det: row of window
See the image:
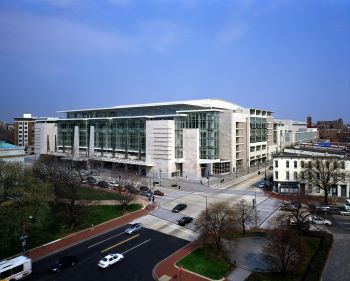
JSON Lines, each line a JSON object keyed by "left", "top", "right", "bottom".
{"left": 275, "top": 160, "right": 346, "bottom": 169}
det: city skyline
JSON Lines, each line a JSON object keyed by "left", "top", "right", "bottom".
{"left": 0, "top": 0, "right": 349, "bottom": 122}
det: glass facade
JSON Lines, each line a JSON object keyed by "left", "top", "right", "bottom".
{"left": 250, "top": 117, "right": 267, "bottom": 143}
{"left": 175, "top": 112, "right": 219, "bottom": 159}
{"left": 58, "top": 119, "right": 146, "bottom": 158}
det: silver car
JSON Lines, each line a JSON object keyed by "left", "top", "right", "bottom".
{"left": 124, "top": 223, "right": 143, "bottom": 234}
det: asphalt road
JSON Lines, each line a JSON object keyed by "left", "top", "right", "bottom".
{"left": 28, "top": 224, "right": 189, "bottom": 281}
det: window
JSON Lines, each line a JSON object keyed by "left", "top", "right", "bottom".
{"left": 294, "top": 161, "right": 297, "bottom": 168}
{"left": 301, "top": 172, "right": 305, "bottom": 180}
{"left": 13, "top": 264, "right": 24, "bottom": 274}
{"left": 294, "top": 171, "right": 298, "bottom": 180}
{"left": 275, "top": 171, "right": 278, "bottom": 179}
{"left": 286, "top": 161, "right": 289, "bottom": 168}
{"left": 286, "top": 171, "right": 290, "bottom": 180}
{"left": 0, "top": 269, "right": 11, "bottom": 279}
{"left": 341, "top": 162, "right": 345, "bottom": 169}
{"left": 301, "top": 161, "right": 305, "bottom": 168}
{"left": 316, "top": 187, "right": 320, "bottom": 193}
{"left": 308, "top": 184, "right": 312, "bottom": 193}
{"left": 275, "top": 160, "right": 278, "bottom": 168}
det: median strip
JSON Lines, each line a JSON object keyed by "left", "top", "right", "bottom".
{"left": 101, "top": 234, "right": 140, "bottom": 253}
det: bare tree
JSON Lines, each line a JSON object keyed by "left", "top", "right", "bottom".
{"left": 196, "top": 201, "right": 238, "bottom": 255}
{"left": 235, "top": 199, "right": 256, "bottom": 234}
{"left": 264, "top": 228, "right": 304, "bottom": 275}
{"left": 116, "top": 189, "right": 136, "bottom": 211}
{"left": 300, "top": 157, "right": 347, "bottom": 205}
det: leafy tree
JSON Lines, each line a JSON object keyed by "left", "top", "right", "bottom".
{"left": 0, "top": 160, "right": 24, "bottom": 201}
{"left": 196, "top": 201, "right": 238, "bottom": 255}
{"left": 0, "top": 164, "right": 54, "bottom": 256}
{"left": 300, "top": 157, "right": 347, "bottom": 205}
{"left": 264, "top": 228, "right": 304, "bottom": 275}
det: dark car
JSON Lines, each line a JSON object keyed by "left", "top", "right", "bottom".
{"left": 98, "top": 180, "right": 110, "bottom": 188}
{"left": 140, "top": 190, "right": 153, "bottom": 197}
{"left": 172, "top": 204, "right": 187, "bottom": 213}
{"left": 154, "top": 190, "right": 164, "bottom": 196}
{"left": 139, "top": 186, "right": 150, "bottom": 192}
{"left": 178, "top": 216, "right": 193, "bottom": 226}
{"left": 125, "top": 185, "right": 139, "bottom": 194}
{"left": 50, "top": 256, "right": 79, "bottom": 272}
{"left": 85, "top": 176, "right": 97, "bottom": 185}
{"left": 280, "top": 202, "right": 300, "bottom": 212}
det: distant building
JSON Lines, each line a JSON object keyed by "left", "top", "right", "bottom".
{"left": 14, "top": 114, "right": 36, "bottom": 155}
{"left": 272, "top": 119, "right": 319, "bottom": 153}
{"left": 0, "top": 140, "right": 26, "bottom": 163}
{"left": 317, "top": 118, "right": 344, "bottom": 130}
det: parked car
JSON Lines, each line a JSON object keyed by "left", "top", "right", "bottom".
{"left": 280, "top": 202, "right": 299, "bottom": 212}
{"left": 309, "top": 215, "right": 332, "bottom": 226}
{"left": 258, "top": 182, "right": 266, "bottom": 188}
{"left": 154, "top": 190, "right": 164, "bottom": 196}
{"left": 98, "top": 181, "right": 110, "bottom": 188}
{"left": 289, "top": 218, "right": 310, "bottom": 231}
{"left": 125, "top": 185, "right": 139, "bottom": 194}
{"left": 85, "top": 176, "right": 97, "bottom": 185}
{"left": 178, "top": 216, "right": 193, "bottom": 226}
{"left": 139, "top": 186, "right": 150, "bottom": 192}
{"left": 316, "top": 205, "right": 330, "bottom": 214}
{"left": 108, "top": 181, "right": 118, "bottom": 188}
{"left": 140, "top": 190, "right": 153, "bottom": 197}
{"left": 338, "top": 210, "right": 350, "bottom": 216}
{"left": 172, "top": 204, "right": 187, "bottom": 213}
{"left": 49, "top": 256, "right": 79, "bottom": 272}
{"left": 124, "top": 223, "right": 143, "bottom": 234}
{"left": 98, "top": 253, "right": 124, "bottom": 268}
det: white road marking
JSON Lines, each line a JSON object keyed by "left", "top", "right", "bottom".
{"left": 88, "top": 232, "right": 124, "bottom": 249}
{"left": 122, "top": 239, "right": 151, "bottom": 255}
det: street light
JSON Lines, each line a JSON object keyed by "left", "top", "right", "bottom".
{"left": 159, "top": 169, "right": 162, "bottom": 186}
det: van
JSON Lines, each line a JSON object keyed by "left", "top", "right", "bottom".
{"left": 0, "top": 256, "right": 32, "bottom": 280}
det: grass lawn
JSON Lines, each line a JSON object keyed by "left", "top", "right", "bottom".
{"left": 246, "top": 236, "right": 321, "bottom": 281}
{"left": 75, "top": 186, "right": 122, "bottom": 200}
{"left": 176, "top": 244, "right": 232, "bottom": 280}
{"left": 1, "top": 203, "right": 142, "bottom": 259}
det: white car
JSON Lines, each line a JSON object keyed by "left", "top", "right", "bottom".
{"left": 98, "top": 254, "right": 124, "bottom": 268}
{"left": 124, "top": 223, "right": 143, "bottom": 234}
{"left": 309, "top": 215, "right": 332, "bottom": 226}
{"left": 258, "top": 182, "right": 266, "bottom": 188}
{"left": 338, "top": 210, "right": 350, "bottom": 216}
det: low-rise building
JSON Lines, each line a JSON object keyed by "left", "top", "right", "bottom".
{"left": 272, "top": 145, "right": 350, "bottom": 198}
{"left": 0, "top": 140, "right": 26, "bottom": 163}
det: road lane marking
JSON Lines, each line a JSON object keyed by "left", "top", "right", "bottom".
{"left": 101, "top": 234, "right": 140, "bottom": 253}
{"left": 88, "top": 232, "right": 124, "bottom": 249}
{"left": 122, "top": 239, "right": 151, "bottom": 255}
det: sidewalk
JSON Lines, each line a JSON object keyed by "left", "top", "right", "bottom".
{"left": 26, "top": 208, "right": 149, "bottom": 262}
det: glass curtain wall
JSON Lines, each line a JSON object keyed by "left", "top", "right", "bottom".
{"left": 57, "top": 119, "right": 145, "bottom": 158}
{"left": 250, "top": 117, "right": 267, "bottom": 143}
{"left": 175, "top": 112, "right": 219, "bottom": 159}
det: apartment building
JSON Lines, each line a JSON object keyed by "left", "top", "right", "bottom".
{"left": 14, "top": 114, "right": 36, "bottom": 155}
{"left": 35, "top": 99, "right": 274, "bottom": 179}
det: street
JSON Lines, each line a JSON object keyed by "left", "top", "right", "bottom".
{"left": 28, "top": 224, "right": 189, "bottom": 281}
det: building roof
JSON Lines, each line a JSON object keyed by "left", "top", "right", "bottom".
{"left": 58, "top": 98, "right": 247, "bottom": 113}
{"left": 0, "top": 141, "right": 17, "bottom": 149}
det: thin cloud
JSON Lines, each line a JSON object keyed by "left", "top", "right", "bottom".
{"left": 0, "top": 11, "right": 189, "bottom": 57}
{"left": 218, "top": 22, "right": 250, "bottom": 44}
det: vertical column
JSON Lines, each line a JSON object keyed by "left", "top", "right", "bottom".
{"left": 73, "top": 126, "right": 79, "bottom": 157}
{"left": 89, "top": 126, "right": 95, "bottom": 158}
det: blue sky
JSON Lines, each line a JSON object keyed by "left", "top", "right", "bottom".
{"left": 0, "top": 0, "right": 349, "bottom": 123}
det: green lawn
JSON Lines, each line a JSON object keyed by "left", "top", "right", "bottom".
{"left": 75, "top": 186, "right": 122, "bottom": 200}
{"left": 1, "top": 203, "right": 142, "bottom": 259}
{"left": 176, "top": 244, "right": 232, "bottom": 280}
{"left": 246, "top": 236, "right": 321, "bottom": 281}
